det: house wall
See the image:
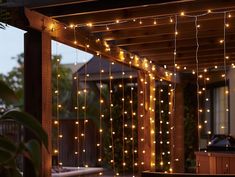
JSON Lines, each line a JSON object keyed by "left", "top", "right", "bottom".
{"left": 59, "top": 119, "right": 98, "bottom": 167}
{"left": 229, "top": 68, "right": 235, "bottom": 137}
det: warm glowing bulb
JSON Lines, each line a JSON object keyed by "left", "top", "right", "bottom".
{"left": 180, "top": 11, "right": 185, "bottom": 16}
{"left": 86, "top": 23, "right": 93, "bottom": 27}
{"left": 153, "top": 19, "right": 157, "bottom": 25}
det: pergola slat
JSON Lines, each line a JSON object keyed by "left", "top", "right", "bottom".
{"left": 21, "top": 8, "right": 173, "bottom": 82}
{"left": 56, "top": 0, "right": 235, "bottom": 25}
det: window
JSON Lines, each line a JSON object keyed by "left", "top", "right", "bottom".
{"left": 203, "top": 83, "right": 229, "bottom": 136}
{"left": 213, "top": 86, "right": 229, "bottom": 134}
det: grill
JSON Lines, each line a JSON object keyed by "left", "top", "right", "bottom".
{"left": 207, "top": 134, "right": 235, "bottom": 151}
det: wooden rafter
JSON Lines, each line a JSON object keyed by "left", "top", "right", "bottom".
{"left": 20, "top": 8, "right": 173, "bottom": 82}
{"left": 89, "top": 13, "right": 223, "bottom": 33}
{"left": 33, "top": 0, "right": 193, "bottom": 18}
{"left": 55, "top": 0, "right": 235, "bottom": 24}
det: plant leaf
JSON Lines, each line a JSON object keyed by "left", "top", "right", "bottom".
{"left": 24, "top": 140, "right": 41, "bottom": 177}
{"left": 0, "top": 110, "right": 48, "bottom": 150}
{"left": 0, "top": 136, "right": 17, "bottom": 153}
{"left": 0, "top": 149, "right": 14, "bottom": 165}
{"left": 0, "top": 168, "right": 23, "bottom": 177}
{"left": 11, "top": 168, "right": 23, "bottom": 177}
{"left": 0, "top": 80, "right": 18, "bottom": 104}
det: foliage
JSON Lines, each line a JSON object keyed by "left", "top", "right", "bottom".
{"left": 184, "top": 83, "right": 197, "bottom": 171}
{"left": 0, "top": 80, "right": 48, "bottom": 177}
{"left": 51, "top": 55, "right": 72, "bottom": 118}
{"left": 0, "top": 54, "right": 72, "bottom": 112}
{"left": 101, "top": 80, "right": 138, "bottom": 173}
{"left": 70, "top": 77, "right": 138, "bottom": 172}
{"left": 0, "top": 54, "right": 24, "bottom": 107}
{"left": 155, "top": 84, "right": 171, "bottom": 172}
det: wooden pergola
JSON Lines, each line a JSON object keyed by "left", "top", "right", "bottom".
{"left": 2, "top": 0, "right": 235, "bottom": 176}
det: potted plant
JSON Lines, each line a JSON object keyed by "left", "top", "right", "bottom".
{"left": 0, "top": 80, "right": 48, "bottom": 177}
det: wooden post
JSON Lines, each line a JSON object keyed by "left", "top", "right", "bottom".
{"left": 170, "top": 84, "right": 184, "bottom": 173}
{"left": 24, "top": 29, "right": 52, "bottom": 177}
{"left": 149, "top": 73, "right": 156, "bottom": 170}
{"left": 138, "top": 71, "right": 156, "bottom": 172}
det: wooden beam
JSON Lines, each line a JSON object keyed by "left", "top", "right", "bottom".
{"left": 138, "top": 71, "right": 156, "bottom": 172}
{"left": 170, "top": 82, "right": 185, "bottom": 173}
{"left": 113, "top": 31, "right": 235, "bottom": 47}
{"left": 102, "top": 19, "right": 225, "bottom": 41}
{"left": 34, "top": 0, "right": 186, "bottom": 17}
{"left": 141, "top": 49, "right": 235, "bottom": 60}
{"left": 124, "top": 36, "right": 233, "bottom": 52}
{"left": 22, "top": 8, "right": 173, "bottom": 82}
{"left": 157, "top": 60, "right": 234, "bottom": 72}
{"left": 154, "top": 53, "right": 235, "bottom": 63}
{"left": 90, "top": 13, "right": 224, "bottom": 33}
{"left": 24, "top": 29, "right": 52, "bottom": 177}
{"left": 25, "top": 0, "right": 95, "bottom": 8}
{"left": 137, "top": 43, "right": 235, "bottom": 57}
{"left": 56, "top": 0, "right": 235, "bottom": 25}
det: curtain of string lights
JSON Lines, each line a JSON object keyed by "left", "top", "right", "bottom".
{"left": 50, "top": 8, "right": 235, "bottom": 175}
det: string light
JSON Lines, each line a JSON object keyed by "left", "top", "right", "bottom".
{"left": 75, "top": 50, "right": 80, "bottom": 163}
{"left": 83, "top": 47, "right": 88, "bottom": 167}
{"left": 98, "top": 54, "right": 103, "bottom": 168}
{"left": 195, "top": 16, "right": 201, "bottom": 150}
{"left": 73, "top": 28, "right": 80, "bottom": 164}
{"left": 153, "top": 18, "right": 157, "bottom": 25}
{"left": 180, "top": 11, "right": 185, "bottom": 16}
{"left": 169, "top": 15, "right": 178, "bottom": 173}
{"left": 223, "top": 12, "right": 229, "bottom": 132}
{"left": 109, "top": 62, "right": 116, "bottom": 175}
{"left": 139, "top": 74, "right": 146, "bottom": 168}
{"left": 121, "top": 64, "right": 126, "bottom": 174}
{"left": 129, "top": 58, "right": 136, "bottom": 176}
{"left": 49, "top": 9, "right": 235, "bottom": 173}
{"left": 54, "top": 41, "right": 62, "bottom": 167}
{"left": 158, "top": 85, "right": 164, "bottom": 170}
{"left": 86, "top": 22, "right": 93, "bottom": 27}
